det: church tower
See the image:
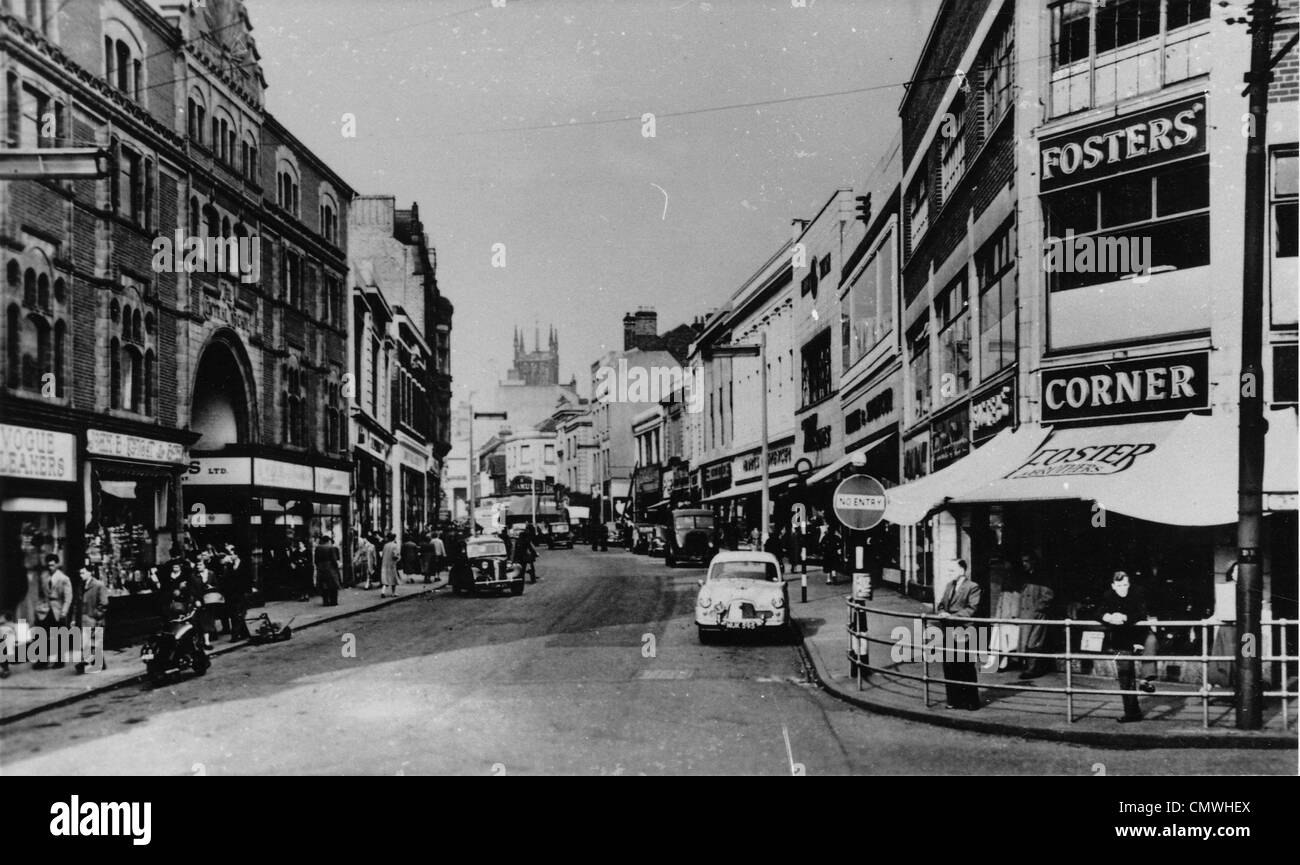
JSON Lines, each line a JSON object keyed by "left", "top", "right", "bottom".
{"left": 507, "top": 323, "right": 560, "bottom": 386}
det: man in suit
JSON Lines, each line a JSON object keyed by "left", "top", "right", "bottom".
{"left": 936, "top": 558, "right": 982, "bottom": 710}
{"left": 1098, "top": 570, "right": 1149, "bottom": 723}
{"left": 314, "top": 534, "right": 342, "bottom": 607}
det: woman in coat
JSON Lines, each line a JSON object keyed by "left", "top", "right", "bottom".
{"left": 313, "top": 534, "right": 342, "bottom": 606}
{"left": 379, "top": 533, "right": 401, "bottom": 598}
{"left": 820, "top": 526, "right": 842, "bottom": 585}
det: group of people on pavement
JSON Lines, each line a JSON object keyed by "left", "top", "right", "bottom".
{"left": 353, "top": 526, "right": 456, "bottom": 597}
{"left": 0, "top": 554, "right": 107, "bottom": 678}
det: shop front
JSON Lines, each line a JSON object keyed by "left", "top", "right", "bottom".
{"left": 702, "top": 440, "right": 796, "bottom": 541}
{"left": 632, "top": 464, "right": 662, "bottom": 521}
{"left": 353, "top": 444, "right": 392, "bottom": 537}
{"left": 0, "top": 421, "right": 78, "bottom": 625}
{"left": 183, "top": 455, "right": 352, "bottom": 602}
{"left": 84, "top": 428, "right": 190, "bottom": 646}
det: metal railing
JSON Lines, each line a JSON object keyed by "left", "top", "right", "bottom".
{"left": 845, "top": 598, "right": 1299, "bottom": 729}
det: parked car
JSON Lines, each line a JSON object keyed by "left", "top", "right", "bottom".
{"left": 665, "top": 508, "right": 716, "bottom": 567}
{"left": 695, "top": 551, "right": 790, "bottom": 643}
{"left": 450, "top": 535, "right": 525, "bottom": 596}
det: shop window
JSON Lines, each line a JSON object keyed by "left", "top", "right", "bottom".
{"left": 800, "top": 328, "right": 832, "bottom": 407}
{"left": 1043, "top": 158, "right": 1210, "bottom": 291}
{"left": 935, "top": 275, "right": 970, "bottom": 404}
{"left": 1273, "top": 150, "right": 1298, "bottom": 259}
{"left": 1049, "top": 0, "right": 1210, "bottom": 117}
{"left": 977, "top": 219, "right": 1017, "bottom": 379}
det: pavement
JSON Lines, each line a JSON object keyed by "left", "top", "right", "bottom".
{"left": 0, "top": 576, "right": 442, "bottom": 725}
{"left": 0, "top": 550, "right": 1293, "bottom": 774}
{"left": 787, "top": 572, "right": 1299, "bottom": 749}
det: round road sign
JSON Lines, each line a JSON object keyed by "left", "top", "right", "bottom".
{"left": 832, "top": 474, "right": 887, "bottom": 531}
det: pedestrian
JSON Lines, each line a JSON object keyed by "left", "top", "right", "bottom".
{"left": 1098, "top": 570, "right": 1149, "bottom": 723}
{"left": 988, "top": 558, "right": 1023, "bottom": 672}
{"left": 936, "top": 558, "right": 982, "bottom": 710}
{"left": 353, "top": 530, "right": 376, "bottom": 591}
{"left": 786, "top": 525, "right": 805, "bottom": 574}
{"left": 431, "top": 532, "right": 447, "bottom": 580}
{"left": 314, "top": 533, "right": 342, "bottom": 606}
{"left": 379, "top": 532, "right": 400, "bottom": 598}
{"left": 1208, "top": 563, "right": 1237, "bottom": 691}
{"left": 220, "top": 543, "right": 251, "bottom": 641}
{"left": 764, "top": 528, "right": 785, "bottom": 573}
{"left": 0, "top": 610, "right": 16, "bottom": 679}
{"left": 400, "top": 531, "right": 420, "bottom": 583}
{"left": 820, "top": 526, "right": 841, "bottom": 585}
{"left": 76, "top": 565, "right": 109, "bottom": 673}
{"left": 519, "top": 525, "right": 540, "bottom": 583}
{"left": 1017, "top": 553, "right": 1056, "bottom": 680}
{"left": 33, "top": 554, "right": 72, "bottom": 669}
{"left": 418, "top": 532, "right": 437, "bottom": 584}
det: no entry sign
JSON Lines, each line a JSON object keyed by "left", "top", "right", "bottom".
{"left": 833, "top": 474, "right": 887, "bottom": 531}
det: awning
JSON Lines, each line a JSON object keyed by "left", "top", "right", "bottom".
{"left": 947, "top": 410, "right": 1297, "bottom": 527}
{"left": 807, "top": 434, "right": 894, "bottom": 485}
{"left": 645, "top": 499, "right": 672, "bottom": 511}
{"left": 701, "top": 476, "right": 795, "bottom": 503}
{"left": 99, "top": 480, "right": 137, "bottom": 500}
{"left": 882, "top": 425, "right": 1051, "bottom": 526}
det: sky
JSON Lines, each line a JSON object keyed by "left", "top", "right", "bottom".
{"left": 249, "top": 0, "right": 940, "bottom": 402}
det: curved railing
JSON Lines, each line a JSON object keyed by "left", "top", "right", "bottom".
{"left": 845, "top": 598, "right": 1298, "bottom": 728}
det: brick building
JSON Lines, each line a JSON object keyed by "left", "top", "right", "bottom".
{"left": 0, "top": 0, "right": 358, "bottom": 627}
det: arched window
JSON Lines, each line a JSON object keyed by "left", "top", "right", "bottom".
{"left": 126, "top": 347, "right": 142, "bottom": 412}
{"left": 204, "top": 205, "right": 219, "bottom": 239}
{"left": 221, "top": 216, "right": 231, "bottom": 240}
{"left": 144, "top": 349, "right": 154, "bottom": 415}
{"left": 144, "top": 312, "right": 155, "bottom": 335}
{"left": 6, "top": 261, "right": 19, "bottom": 289}
{"left": 6, "top": 304, "right": 19, "bottom": 388}
{"left": 53, "top": 277, "right": 65, "bottom": 305}
{"left": 189, "top": 197, "right": 200, "bottom": 237}
{"left": 23, "top": 268, "right": 35, "bottom": 307}
{"left": 36, "top": 273, "right": 49, "bottom": 311}
{"left": 188, "top": 91, "right": 206, "bottom": 144}
{"left": 33, "top": 315, "right": 49, "bottom": 389}
{"left": 109, "top": 298, "right": 120, "bottom": 324}
{"left": 110, "top": 337, "right": 121, "bottom": 409}
{"left": 53, "top": 320, "right": 65, "bottom": 397}
{"left": 132, "top": 308, "right": 142, "bottom": 341}
{"left": 121, "top": 304, "right": 131, "bottom": 339}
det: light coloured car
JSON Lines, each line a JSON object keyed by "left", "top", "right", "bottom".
{"left": 695, "top": 551, "right": 790, "bottom": 643}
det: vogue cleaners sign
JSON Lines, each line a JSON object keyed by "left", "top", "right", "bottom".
{"left": 1039, "top": 96, "right": 1206, "bottom": 192}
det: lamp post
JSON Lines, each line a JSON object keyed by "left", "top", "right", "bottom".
{"left": 466, "top": 397, "right": 506, "bottom": 536}
{"left": 704, "top": 333, "right": 768, "bottom": 546}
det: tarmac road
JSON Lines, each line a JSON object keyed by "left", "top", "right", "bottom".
{"left": 0, "top": 547, "right": 1289, "bottom": 775}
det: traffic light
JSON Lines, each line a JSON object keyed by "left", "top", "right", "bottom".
{"left": 854, "top": 194, "right": 871, "bottom": 225}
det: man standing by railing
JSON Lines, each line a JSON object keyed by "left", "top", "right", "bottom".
{"left": 936, "top": 558, "right": 982, "bottom": 711}
{"left": 1099, "top": 570, "right": 1148, "bottom": 723}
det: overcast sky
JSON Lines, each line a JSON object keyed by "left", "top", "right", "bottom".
{"left": 249, "top": 0, "right": 939, "bottom": 401}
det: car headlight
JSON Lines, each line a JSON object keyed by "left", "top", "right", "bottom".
{"left": 771, "top": 595, "right": 785, "bottom": 609}
{"left": 698, "top": 594, "right": 711, "bottom": 608}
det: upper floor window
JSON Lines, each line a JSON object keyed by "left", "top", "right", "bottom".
{"left": 282, "top": 249, "right": 302, "bottom": 309}
{"left": 981, "top": 16, "right": 1014, "bottom": 133}
{"left": 103, "top": 26, "right": 143, "bottom": 101}
{"left": 906, "top": 317, "right": 931, "bottom": 424}
{"left": 938, "top": 91, "right": 968, "bottom": 206}
{"left": 841, "top": 227, "right": 895, "bottom": 370}
{"left": 187, "top": 92, "right": 206, "bottom": 144}
{"left": 976, "top": 218, "right": 1017, "bottom": 378}
{"left": 800, "top": 328, "right": 833, "bottom": 407}
{"left": 282, "top": 365, "right": 307, "bottom": 447}
{"left": 935, "top": 274, "right": 970, "bottom": 404}
{"left": 241, "top": 135, "right": 257, "bottom": 181}
{"left": 320, "top": 198, "right": 338, "bottom": 244}
{"left": 4, "top": 257, "right": 67, "bottom": 398}
{"left": 110, "top": 139, "right": 152, "bottom": 229}
{"left": 277, "top": 167, "right": 300, "bottom": 216}
{"left": 1273, "top": 150, "right": 1298, "bottom": 259}
{"left": 324, "top": 377, "right": 344, "bottom": 453}
{"left": 906, "top": 172, "right": 930, "bottom": 250}
{"left": 1050, "top": 0, "right": 1211, "bottom": 118}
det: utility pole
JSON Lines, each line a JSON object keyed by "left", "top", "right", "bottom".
{"left": 1234, "top": 0, "right": 1278, "bottom": 730}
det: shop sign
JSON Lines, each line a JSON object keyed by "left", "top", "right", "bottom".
{"left": 86, "top": 429, "right": 187, "bottom": 465}
{"left": 970, "top": 376, "right": 1016, "bottom": 445}
{"left": 844, "top": 384, "right": 896, "bottom": 439}
{"left": 671, "top": 465, "right": 690, "bottom": 493}
{"left": 736, "top": 444, "right": 793, "bottom": 481}
{"left": 1006, "top": 439, "right": 1160, "bottom": 480}
{"left": 254, "top": 458, "right": 314, "bottom": 491}
{"left": 903, "top": 431, "right": 930, "bottom": 482}
{"left": 929, "top": 401, "right": 970, "bottom": 472}
{"left": 1039, "top": 95, "right": 1206, "bottom": 192}
{"left": 0, "top": 424, "right": 75, "bottom": 482}
{"left": 1040, "top": 351, "right": 1209, "bottom": 424}
{"left": 314, "top": 467, "right": 350, "bottom": 496}
{"left": 704, "top": 461, "right": 732, "bottom": 486}
{"left": 183, "top": 457, "right": 251, "bottom": 485}
{"left": 801, "top": 414, "right": 832, "bottom": 452}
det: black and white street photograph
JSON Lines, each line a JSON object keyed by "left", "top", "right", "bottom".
{"left": 1, "top": 0, "right": 1298, "bottom": 791}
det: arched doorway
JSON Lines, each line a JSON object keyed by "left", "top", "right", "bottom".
{"left": 192, "top": 334, "right": 253, "bottom": 452}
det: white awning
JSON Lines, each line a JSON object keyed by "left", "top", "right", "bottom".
{"left": 947, "top": 409, "right": 1297, "bottom": 526}
{"left": 807, "top": 433, "right": 894, "bottom": 485}
{"left": 700, "top": 477, "right": 794, "bottom": 504}
{"left": 99, "top": 480, "right": 137, "bottom": 500}
{"left": 882, "top": 425, "right": 1051, "bottom": 526}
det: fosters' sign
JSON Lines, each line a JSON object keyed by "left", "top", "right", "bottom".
{"left": 1041, "top": 351, "right": 1209, "bottom": 424}
{"left": 1039, "top": 95, "right": 1206, "bottom": 192}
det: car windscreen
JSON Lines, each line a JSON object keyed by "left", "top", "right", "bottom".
{"left": 710, "top": 561, "right": 780, "bottom": 582}
{"left": 467, "top": 541, "right": 506, "bottom": 557}
{"left": 674, "top": 516, "right": 714, "bottom": 531}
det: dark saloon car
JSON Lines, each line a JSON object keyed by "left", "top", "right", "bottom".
{"left": 665, "top": 509, "right": 716, "bottom": 567}
{"left": 450, "top": 536, "right": 525, "bottom": 596}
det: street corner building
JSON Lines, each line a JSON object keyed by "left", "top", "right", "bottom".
{"left": 0, "top": 0, "right": 451, "bottom": 641}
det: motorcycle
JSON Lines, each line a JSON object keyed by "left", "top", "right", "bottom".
{"left": 140, "top": 606, "right": 210, "bottom": 686}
